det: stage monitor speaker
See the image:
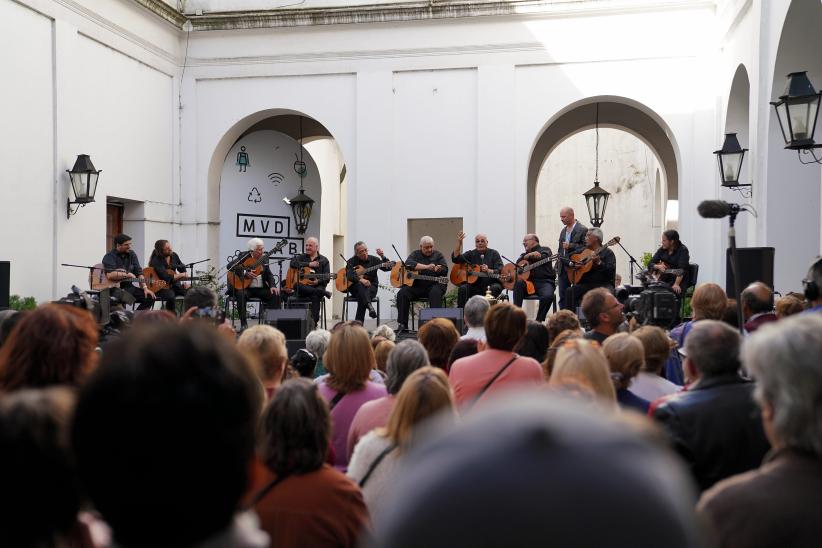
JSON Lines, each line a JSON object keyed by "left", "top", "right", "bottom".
{"left": 419, "top": 307, "right": 464, "bottom": 334}
{"left": 726, "top": 247, "right": 775, "bottom": 297}
{"left": 0, "top": 261, "right": 9, "bottom": 310}
{"left": 265, "top": 308, "right": 311, "bottom": 339}
{"left": 285, "top": 339, "right": 306, "bottom": 358}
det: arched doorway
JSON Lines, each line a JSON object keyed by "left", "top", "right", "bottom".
{"left": 723, "top": 64, "right": 752, "bottom": 249}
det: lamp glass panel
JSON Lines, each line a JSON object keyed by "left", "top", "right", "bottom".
{"left": 721, "top": 152, "right": 743, "bottom": 183}
{"left": 774, "top": 101, "right": 791, "bottom": 144}
{"left": 788, "top": 98, "right": 816, "bottom": 141}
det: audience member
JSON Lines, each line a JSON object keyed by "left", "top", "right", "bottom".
{"left": 581, "top": 288, "right": 624, "bottom": 344}
{"left": 370, "top": 395, "right": 705, "bottom": 548}
{"left": 348, "top": 367, "right": 455, "bottom": 514}
{"left": 801, "top": 256, "right": 822, "bottom": 314}
{"left": 775, "top": 294, "right": 804, "bottom": 318}
{"left": 347, "top": 340, "right": 429, "bottom": 459}
{"left": 721, "top": 299, "right": 740, "bottom": 329}
{"left": 417, "top": 318, "right": 460, "bottom": 372}
{"left": 306, "top": 328, "right": 331, "bottom": 377}
{"left": 652, "top": 320, "right": 770, "bottom": 491}
{"left": 547, "top": 338, "right": 615, "bottom": 410}
{"left": 741, "top": 282, "right": 777, "bottom": 333}
{"left": 291, "top": 348, "right": 318, "bottom": 378}
{"left": 514, "top": 320, "right": 550, "bottom": 363}
{"left": 373, "top": 340, "right": 395, "bottom": 374}
{"left": 0, "top": 309, "right": 24, "bottom": 348}
{"left": 461, "top": 295, "right": 489, "bottom": 341}
{"left": 631, "top": 326, "right": 680, "bottom": 401}
{"left": 131, "top": 309, "right": 177, "bottom": 325}
{"left": 447, "top": 338, "right": 479, "bottom": 370}
{"left": 71, "top": 323, "right": 267, "bottom": 547}
{"left": 0, "top": 304, "right": 98, "bottom": 391}
{"left": 238, "top": 324, "right": 288, "bottom": 400}
{"left": 317, "top": 323, "right": 387, "bottom": 470}
{"left": 670, "top": 283, "right": 727, "bottom": 346}
{"left": 371, "top": 324, "right": 396, "bottom": 343}
{"left": 697, "top": 315, "right": 822, "bottom": 547}
{"left": 449, "top": 303, "right": 543, "bottom": 410}
{"left": 602, "top": 333, "right": 651, "bottom": 413}
{"left": 252, "top": 378, "right": 369, "bottom": 547}
{"left": 183, "top": 284, "right": 218, "bottom": 312}
{"left": 542, "top": 328, "right": 582, "bottom": 379}
{"left": 546, "top": 309, "right": 582, "bottom": 345}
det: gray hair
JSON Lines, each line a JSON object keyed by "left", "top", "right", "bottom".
{"left": 183, "top": 285, "right": 217, "bottom": 311}
{"left": 354, "top": 241, "right": 366, "bottom": 252}
{"left": 385, "top": 340, "right": 430, "bottom": 395}
{"left": 587, "top": 228, "right": 603, "bottom": 244}
{"left": 371, "top": 324, "right": 396, "bottom": 342}
{"left": 305, "top": 328, "right": 331, "bottom": 360}
{"left": 464, "top": 295, "right": 490, "bottom": 328}
{"left": 744, "top": 314, "right": 822, "bottom": 457}
{"left": 247, "top": 238, "right": 264, "bottom": 251}
{"left": 420, "top": 236, "right": 434, "bottom": 246}
{"left": 684, "top": 320, "right": 741, "bottom": 377}
{"left": 306, "top": 236, "right": 319, "bottom": 247}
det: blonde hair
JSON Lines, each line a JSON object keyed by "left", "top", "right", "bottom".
{"left": 324, "top": 324, "right": 376, "bottom": 393}
{"left": 374, "top": 340, "right": 395, "bottom": 373}
{"left": 549, "top": 339, "right": 616, "bottom": 406}
{"left": 691, "top": 283, "right": 727, "bottom": 321}
{"left": 602, "top": 333, "right": 645, "bottom": 390}
{"left": 542, "top": 329, "right": 582, "bottom": 380}
{"left": 237, "top": 325, "right": 287, "bottom": 382}
{"left": 385, "top": 366, "right": 454, "bottom": 451}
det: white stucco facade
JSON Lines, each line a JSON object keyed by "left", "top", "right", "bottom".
{"left": 1, "top": 0, "right": 819, "bottom": 312}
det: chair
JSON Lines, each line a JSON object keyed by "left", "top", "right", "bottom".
{"left": 409, "top": 298, "right": 429, "bottom": 332}
{"left": 224, "top": 295, "right": 264, "bottom": 326}
{"left": 342, "top": 295, "right": 381, "bottom": 325}
{"left": 503, "top": 289, "right": 557, "bottom": 318}
{"left": 681, "top": 263, "right": 699, "bottom": 318}
{"left": 286, "top": 296, "right": 327, "bottom": 330}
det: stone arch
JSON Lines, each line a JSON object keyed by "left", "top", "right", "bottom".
{"left": 723, "top": 63, "right": 752, "bottom": 247}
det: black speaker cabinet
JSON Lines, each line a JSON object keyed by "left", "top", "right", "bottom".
{"left": 0, "top": 261, "right": 9, "bottom": 310}
{"left": 285, "top": 339, "right": 306, "bottom": 358}
{"left": 726, "top": 247, "right": 775, "bottom": 297}
{"left": 265, "top": 308, "right": 312, "bottom": 339}
{"left": 418, "top": 307, "right": 464, "bottom": 334}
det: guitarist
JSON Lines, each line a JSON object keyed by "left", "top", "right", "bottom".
{"left": 512, "top": 234, "right": 556, "bottom": 322}
{"left": 452, "top": 232, "right": 503, "bottom": 308}
{"left": 345, "top": 241, "right": 393, "bottom": 322}
{"left": 289, "top": 237, "right": 331, "bottom": 325}
{"left": 102, "top": 233, "right": 156, "bottom": 310}
{"left": 396, "top": 236, "right": 448, "bottom": 334}
{"left": 148, "top": 239, "right": 188, "bottom": 313}
{"left": 228, "top": 238, "right": 281, "bottom": 330}
{"left": 557, "top": 207, "right": 588, "bottom": 310}
{"left": 649, "top": 230, "right": 690, "bottom": 295}
{"left": 564, "top": 228, "right": 616, "bottom": 311}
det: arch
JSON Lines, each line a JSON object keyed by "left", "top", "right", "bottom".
{"left": 526, "top": 97, "right": 681, "bottom": 233}
{"left": 723, "top": 63, "right": 751, "bottom": 247}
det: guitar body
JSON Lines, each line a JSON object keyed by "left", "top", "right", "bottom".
{"left": 335, "top": 266, "right": 354, "bottom": 292}
{"left": 227, "top": 255, "right": 263, "bottom": 290}
{"left": 449, "top": 263, "right": 467, "bottom": 285}
{"left": 567, "top": 249, "right": 595, "bottom": 284}
{"left": 89, "top": 263, "right": 120, "bottom": 291}
{"left": 500, "top": 264, "right": 517, "bottom": 290}
{"left": 390, "top": 263, "right": 409, "bottom": 288}
{"left": 143, "top": 267, "right": 170, "bottom": 293}
{"left": 284, "top": 267, "right": 299, "bottom": 290}
{"left": 296, "top": 267, "right": 336, "bottom": 286}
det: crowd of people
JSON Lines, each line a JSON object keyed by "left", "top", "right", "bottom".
{"left": 0, "top": 255, "right": 821, "bottom": 548}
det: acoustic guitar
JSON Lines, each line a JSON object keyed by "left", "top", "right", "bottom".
{"left": 389, "top": 263, "right": 449, "bottom": 288}
{"left": 638, "top": 267, "right": 685, "bottom": 286}
{"left": 284, "top": 267, "right": 337, "bottom": 290}
{"left": 499, "top": 252, "right": 560, "bottom": 292}
{"left": 566, "top": 237, "right": 621, "bottom": 284}
{"left": 335, "top": 260, "right": 396, "bottom": 292}
{"left": 226, "top": 239, "right": 287, "bottom": 290}
{"left": 142, "top": 267, "right": 207, "bottom": 293}
{"left": 449, "top": 263, "right": 512, "bottom": 286}
{"left": 89, "top": 264, "right": 127, "bottom": 291}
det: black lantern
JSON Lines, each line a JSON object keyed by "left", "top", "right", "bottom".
{"left": 66, "top": 154, "right": 101, "bottom": 218}
{"left": 714, "top": 133, "right": 751, "bottom": 196}
{"left": 770, "top": 71, "right": 822, "bottom": 163}
{"left": 288, "top": 187, "right": 314, "bottom": 235}
{"left": 582, "top": 103, "right": 610, "bottom": 227}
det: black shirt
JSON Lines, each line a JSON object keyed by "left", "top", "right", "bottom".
{"left": 451, "top": 248, "right": 504, "bottom": 286}
{"left": 227, "top": 251, "right": 277, "bottom": 288}
{"left": 650, "top": 244, "right": 690, "bottom": 288}
{"left": 102, "top": 249, "right": 143, "bottom": 288}
{"left": 578, "top": 247, "right": 616, "bottom": 287}
{"left": 290, "top": 253, "right": 331, "bottom": 289}
{"left": 346, "top": 254, "right": 393, "bottom": 285}
{"left": 405, "top": 250, "right": 448, "bottom": 288}
{"left": 516, "top": 245, "right": 556, "bottom": 282}
{"left": 148, "top": 252, "right": 186, "bottom": 288}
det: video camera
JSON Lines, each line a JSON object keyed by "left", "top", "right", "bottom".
{"left": 620, "top": 285, "right": 678, "bottom": 328}
{"left": 53, "top": 286, "right": 132, "bottom": 342}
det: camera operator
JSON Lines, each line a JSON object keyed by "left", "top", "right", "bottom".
{"left": 182, "top": 286, "right": 235, "bottom": 341}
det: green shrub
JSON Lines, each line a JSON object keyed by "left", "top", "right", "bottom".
{"left": 9, "top": 295, "right": 37, "bottom": 311}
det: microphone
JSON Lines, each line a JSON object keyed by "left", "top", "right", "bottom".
{"left": 479, "top": 253, "right": 484, "bottom": 264}
{"left": 698, "top": 200, "right": 741, "bottom": 219}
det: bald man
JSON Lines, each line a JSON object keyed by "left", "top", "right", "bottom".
{"left": 396, "top": 236, "right": 448, "bottom": 333}
{"left": 452, "top": 231, "right": 504, "bottom": 308}
{"left": 741, "top": 282, "right": 777, "bottom": 334}
{"left": 289, "top": 236, "right": 331, "bottom": 325}
{"left": 557, "top": 207, "right": 588, "bottom": 310}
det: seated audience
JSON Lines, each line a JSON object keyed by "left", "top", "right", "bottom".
{"left": 131, "top": 309, "right": 177, "bottom": 325}
{"left": 417, "top": 318, "right": 460, "bottom": 372}
{"left": 371, "top": 324, "right": 397, "bottom": 343}
{"left": 306, "top": 328, "right": 331, "bottom": 378}
{"left": 630, "top": 326, "right": 680, "bottom": 401}
{"left": 0, "top": 304, "right": 98, "bottom": 391}
{"left": 741, "top": 281, "right": 777, "bottom": 333}
{"left": 775, "top": 294, "right": 804, "bottom": 318}
{"left": 348, "top": 367, "right": 456, "bottom": 514}
{"left": 721, "top": 298, "right": 741, "bottom": 329}
{"left": 373, "top": 340, "right": 395, "bottom": 375}
{"left": 548, "top": 338, "right": 616, "bottom": 410}
{"left": 652, "top": 320, "right": 770, "bottom": 491}
{"left": 602, "top": 333, "right": 651, "bottom": 413}
{"left": 252, "top": 378, "right": 369, "bottom": 547}
{"left": 71, "top": 323, "right": 267, "bottom": 547}
{"left": 447, "top": 338, "right": 479, "bottom": 371}
{"left": 581, "top": 288, "right": 624, "bottom": 344}
{"left": 698, "top": 315, "right": 822, "bottom": 548}
{"left": 370, "top": 395, "right": 705, "bottom": 548}
{"left": 449, "top": 303, "right": 543, "bottom": 411}
{"left": 546, "top": 309, "right": 582, "bottom": 345}
{"left": 0, "top": 309, "right": 25, "bottom": 348}
{"left": 542, "top": 329, "right": 582, "bottom": 379}
{"left": 667, "top": 282, "right": 728, "bottom": 384}
{"left": 514, "top": 320, "right": 550, "bottom": 363}
{"left": 316, "top": 323, "right": 387, "bottom": 470}
{"left": 291, "top": 348, "right": 318, "bottom": 378}
{"left": 801, "top": 256, "right": 822, "bottom": 314}
{"left": 238, "top": 324, "right": 288, "bottom": 400}
{"left": 347, "top": 340, "right": 429, "bottom": 459}
{"left": 461, "top": 295, "right": 489, "bottom": 341}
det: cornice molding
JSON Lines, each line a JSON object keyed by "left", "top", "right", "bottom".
{"left": 133, "top": 0, "right": 188, "bottom": 27}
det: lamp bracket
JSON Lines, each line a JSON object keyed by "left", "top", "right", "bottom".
{"left": 67, "top": 199, "right": 87, "bottom": 219}
{"left": 797, "top": 147, "right": 822, "bottom": 165}
{"left": 722, "top": 183, "right": 753, "bottom": 199}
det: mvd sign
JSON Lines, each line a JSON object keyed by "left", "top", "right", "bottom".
{"left": 236, "top": 214, "right": 291, "bottom": 238}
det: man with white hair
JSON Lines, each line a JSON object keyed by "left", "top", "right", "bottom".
{"left": 698, "top": 314, "right": 822, "bottom": 547}
{"left": 452, "top": 232, "right": 504, "bottom": 308}
{"left": 461, "top": 295, "right": 490, "bottom": 342}
{"left": 227, "top": 238, "right": 281, "bottom": 330}
{"left": 395, "top": 236, "right": 448, "bottom": 333}
{"left": 289, "top": 237, "right": 331, "bottom": 325}
{"left": 563, "top": 227, "right": 616, "bottom": 311}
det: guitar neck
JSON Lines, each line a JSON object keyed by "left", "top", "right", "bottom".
{"left": 360, "top": 261, "right": 394, "bottom": 275}
{"left": 409, "top": 272, "right": 448, "bottom": 284}
{"left": 522, "top": 254, "right": 557, "bottom": 273}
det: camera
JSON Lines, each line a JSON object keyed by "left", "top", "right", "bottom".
{"left": 192, "top": 306, "right": 226, "bottom": 325}
{"left": 623, "top": 286, "right": 678, "bottom": 328}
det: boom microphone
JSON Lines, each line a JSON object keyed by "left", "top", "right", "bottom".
{"left": 697, "top": 200, "right": 741, "bottom": 219}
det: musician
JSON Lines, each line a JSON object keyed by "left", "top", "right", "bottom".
{"left": 649, "top": 230, "right": 690, "bottom": 295}
{"left": 345, "top": 241, "right": 392, "bottom": 322}
{"left": 102, "top": 233, "right": 156, "bottom": 310}
{"left": 148, "top": 239, "right": 187, "bottom": 312}
{"left": 396, "top": 236, "right": 448, "bottom": 333}
{"left": 557, "top": 207, "right": 588, "bottom": 310}
{"left": 452, "top": 232, "right": 503, "bottom": 308}
{"left": 227, "top": 238, "right": 281, "bottom": 330}
{"left": 512, "top": 234, "right": 556, "bottom": 322}
{"left": 564, "top": 228, "right": 616, "bottom": 311}
{"left": 289, "top": 237, "right": 331, "bottom": 325}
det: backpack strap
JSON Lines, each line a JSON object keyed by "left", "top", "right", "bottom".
{"left": 328, "top": 390, "right": 346, "bottom": 410}
{"left": 358, "top": 443, "right": 397, "bottom": 488}
{"left": 464, "top": 354, "right": 519, "bottom": 412}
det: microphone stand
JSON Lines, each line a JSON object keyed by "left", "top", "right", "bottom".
{"left": 727, "top": 209, "right": 745, "bottom": 334}
{"left": 615, "top": 241, "right": 642, "bottom": 287}
{"left": 185, "top": 258, "right": 210, "bottom": 285}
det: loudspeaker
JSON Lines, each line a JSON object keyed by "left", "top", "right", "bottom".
{"left": 265, "top": 308, "right": 311, "bottom": 339}
{"left": 0, "top": 261, "right": 9, "bottom": 310}
{"left": 285, "top": 339, "right": 306, "bottom": 357}
{"left": 726, "top": 247, "right": 775, "bottom": 297}
{"left": 419, "top": 307, "right": 464, "bottom": 334}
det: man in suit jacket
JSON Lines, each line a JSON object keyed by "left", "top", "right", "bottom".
{"left": 557, "top": 207, "right": 588, "bottom": 310}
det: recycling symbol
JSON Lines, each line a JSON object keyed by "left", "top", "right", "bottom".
{"left": 248, "top": 187, "right": 262, "bottom": 203}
